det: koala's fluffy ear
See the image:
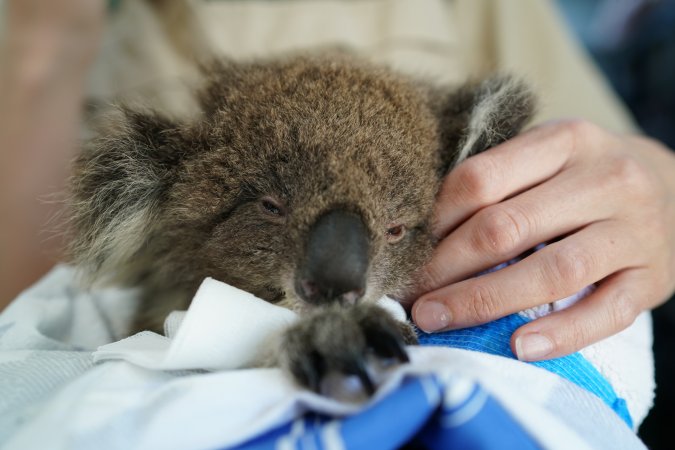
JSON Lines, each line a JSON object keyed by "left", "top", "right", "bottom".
{"left": 69, "top": 107, "right": 191, "bottom": 284}
{"left": 434, "top": 75, "right": 535, "bottom": 175}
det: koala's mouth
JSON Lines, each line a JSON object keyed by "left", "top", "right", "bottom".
{"left": 296, "top": 280, "right": 365, "bottom": 306}
{"left": 279, "top": 276, "right": 376, "bottom": 315}
{"left": 278, "top": 286, "right": 377, "bottom": 315}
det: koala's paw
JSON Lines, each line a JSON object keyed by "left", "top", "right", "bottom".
{"left": 281, "top": 303, "right": 417, "bottom": 395}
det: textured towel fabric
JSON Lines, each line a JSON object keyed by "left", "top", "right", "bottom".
{"left": 0, "top": 266, "right": 652, "bottom": 450}
{"left": 93, "top": 278, "right": 299, "bottom": 371}
{"left": 458, "top": 244, "right": 655, "bottom": 426}
{"left": 418, "top": 247, "right": 635, "bottom": 427}
{"left": 230, "top": 375, "right": 540, "bottom": 450}
{"left": 419, "top": 314, "right": 632, "bottom": 427}
{"left": 92, "top": 277, "right": 633, "bottom": 427}
{"left": 92, "top": 278, "right": 405, "bottom": 371}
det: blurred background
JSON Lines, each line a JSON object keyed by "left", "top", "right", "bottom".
{"left": 555, "top": 0, "right": 675, "bottom": 447}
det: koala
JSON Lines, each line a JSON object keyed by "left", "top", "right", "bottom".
{"left": 68, "top": 54, "right": 534, "bottom": 394}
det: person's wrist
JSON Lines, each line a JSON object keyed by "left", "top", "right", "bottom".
{"left": 2, "top": 10, "right": 104, "bottom": 96}
{"left": 4, "top": 0, "right": 105, "bottom": 69}
{"left": 2, "top": 36, "right": 95, "bottom": 93}
{"left": 0, "top": 49, "right": 92, "bottom": 115}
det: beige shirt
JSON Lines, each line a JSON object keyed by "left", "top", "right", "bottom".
{"left": 89, "top": 0, "right": 635, "bottom": 132}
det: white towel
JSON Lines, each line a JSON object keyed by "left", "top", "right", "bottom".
{"left": 93, "top": 277, "right": 407, "bottom": 371}
{"left": 0, "top": 265, "right": 653, "bottom": 450}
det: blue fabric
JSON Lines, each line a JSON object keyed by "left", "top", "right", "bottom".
{"left": 230, "top": 375, "right": 540, "bottom": 450}
{"left": 418, "top": 313, "right": 633, "bottom": 428}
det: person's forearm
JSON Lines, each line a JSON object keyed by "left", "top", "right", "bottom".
{"left": 0, "top": 67, "right": 85, "bottom": 306}
{"left": 0, "top": 0, "right": 104, "bottom": 308}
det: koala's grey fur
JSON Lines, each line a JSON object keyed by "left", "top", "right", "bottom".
{"left": 68, "top": 53, "right": 534, "bottom": 392}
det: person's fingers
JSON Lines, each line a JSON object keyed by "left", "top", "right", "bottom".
{"left": 420, "top": 163, "right": 625, "bottom": 292}
{"left": 511, "top": 268, "right": 650, "bottom": 361}
{"left": 412, "top": 219, "right": 640, "bottom": 332}
{"left": 433, "top": 120, "right": 606, "bottom": 239}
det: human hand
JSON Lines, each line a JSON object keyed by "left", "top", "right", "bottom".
{"left": 411, "top": 119, "right": 675, "bottom": 361}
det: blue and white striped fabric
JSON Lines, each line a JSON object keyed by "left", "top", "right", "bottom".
{"left": 419, "top": 314, "right": 633, "bottom": 428}
{"left": 0, "top": 266, "right": 651, "bottom": 450}
{"left": 225, "top": 312, "right": 630, "bottom": 450}
{"left": 225, "top": 249, "right": 632, "bottom": 449}
{"left": 415, "top": 245, "right": 634, "bottom": 428}
{"left": 231, "top": 374, "right": 539, "bottom": 450}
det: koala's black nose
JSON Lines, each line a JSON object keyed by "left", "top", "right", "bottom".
{"left": 296, "top": 209, "right": 370, "bottom": 306}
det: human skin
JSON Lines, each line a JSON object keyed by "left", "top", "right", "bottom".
{"left": 412, "top": 119, "right": 675, "bottom": 361}
{"left": 0, "top": 0, "right": 105, "bottom": 306}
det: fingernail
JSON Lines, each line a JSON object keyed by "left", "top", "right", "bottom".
{"left": 515, "top": 333, "right": 554, "bottom": 361}
{"left": 415, "top": 300, "right": 451, "bottom": 332}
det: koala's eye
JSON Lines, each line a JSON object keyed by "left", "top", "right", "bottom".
{"left": 259, "top": 196, "right": 286, "bottom": 219}
{"left": 385, "top": 223, "right": 406, "bottom": 243}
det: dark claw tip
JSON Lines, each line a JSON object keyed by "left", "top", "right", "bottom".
{"left": 350, "top": 358, "right": 375, "bottom": 395}
{"left": 369, "top": 328, "right": 410, "bottom": 363}
{"left": 393, "top": 339, "right": 409, "bottom": 363}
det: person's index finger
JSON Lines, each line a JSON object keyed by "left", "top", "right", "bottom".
{"left": 414, "top": 220, "right": 632, "bottom": 332}
{"left": 433, "top": 122, "right": 577, "bottom": 238}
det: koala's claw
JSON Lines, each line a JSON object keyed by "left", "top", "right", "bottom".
{"left": 291, "top": 350, "right": 324, "bottom": 393}
{"left": 349, "top": 358, "right": 376, "bottom": 396}
{"left": 290, "top": 348, "right": 377, "bottom": 395}
{"left": 361, "top": 317, "right": 410, "bottom": 363}
{"left": 371, "top": 331, "right": 409, "bottom": 363}
{"left": 281, "top": 303, "right": 415, "bottom": 395}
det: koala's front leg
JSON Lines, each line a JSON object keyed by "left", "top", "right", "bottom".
{"left": 280, "top": 303, "right": 417, "bottom": 394}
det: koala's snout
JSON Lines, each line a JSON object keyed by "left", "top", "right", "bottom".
{"left": 295, "top": 209, "right": 370, "bottom": 306}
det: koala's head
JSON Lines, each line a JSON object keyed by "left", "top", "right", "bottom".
{"left": 69, "top": 55, "right": 534, "bottom": 323}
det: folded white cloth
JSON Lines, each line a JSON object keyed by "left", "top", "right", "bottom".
{"left": 93, "top": 278, "right": 298, "bottom": 370}
{"left": 0, "top": 266, "right": 653, "bottom": 450}
{"left": 93, "top": 277, "right": 407, "bottom": 371}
